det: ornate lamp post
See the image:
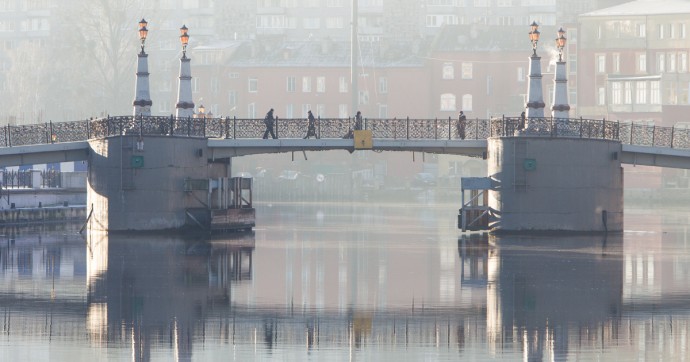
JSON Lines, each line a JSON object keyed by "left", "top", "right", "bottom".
{"left": 556, "top": 27, "right": 566, "bottom": 62}
{"left": 175, "top": 25, "right": 194, "bottom": 118}
{"left": 138, "top": 18, "right": 148, "bottom": 53}
{"left": 180, "top": 25, "right": 189, "bottom": 58}
{"left": 552, "top": 27, "right": 570, "bottom": 120}
{"left": 526, "top": 22, "right": 544, "bottom": 123}
{"left": 525, "top": 21, "right": 545, "bottom": 122}
{"left": 133, "top": 18, "right": 152, "bottom": 116}
{"left": 529, "top": 21, "right": 540, "bottom": 56}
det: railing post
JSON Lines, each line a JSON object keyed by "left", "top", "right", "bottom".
{"left": 652, "top": 125, "right": 656, "bottom": 146}
{"left": 139, "top": 114, "right": 144, "bottom": 137}
{"left": 448, "top": 117, "right": 451, "bottom": 140}
{"left": 602, "top": 118, "right": 605, "bottom": 139}
{"left": 7, "top": 124, "right": 10, "bottom": 147}
{"left": 233, "top": 116, "right": 237, "bottom": 139}
{"left": 86, "top": 118, "right": 90, "bottom": 139}
{"left": 406, "top": 117, "right": 410, "bottom": 140}
{"left": 434, "top": 118, "right": 438, "bottom": 139}
{"left": 169, "top": 115, "right": 174, "bottom": 136}
{"left": 275, "top": 117, "right": 279, "bottom": 139}
{"left": 224, "top": 116, "right": 229, "bottom": 139}
{"left": 630, "top": 122, "right": 634, "bottom": 144}
{"left": 106, "top": 116, "right": 110, "bottom": 136}
{"left": 671, "top": 125, "right": 675, "bottom": 148}
{"left": 579, "top": 117, "right": 583, "bottom": 138}
{"left": 318, "top": 116, "right": 321, "bottom": 139}
{"left": 202, "top": 117, "right": 206, "bottom": 138}
{"left": 616, "top": 120, "right": 620, "bottom": 141}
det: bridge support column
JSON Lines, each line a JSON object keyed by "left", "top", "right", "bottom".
{"left": 86, "top": 136, "right": 230, "bottom": 232}
{"left": 487, "top": 137, "right": 623, "bottom": 233}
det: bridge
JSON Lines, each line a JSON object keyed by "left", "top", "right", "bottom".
{"left": 0, "top": 115, "right": 689, "bottom": 169}
{"left": 1, "top": 115, "right": 689, "bottom": 233}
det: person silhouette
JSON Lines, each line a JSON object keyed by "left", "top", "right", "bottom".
{"left": 304, "top": 110, "right": 318, "bottom": 139}
{"left": 262, "top": 108, "right": 277, "bottom": 139}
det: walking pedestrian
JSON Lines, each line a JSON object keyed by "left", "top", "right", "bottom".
{"left": 262, "top": 108, "right": 277, "bottom": 139}
{"left": 354, "top": 111, "right": 363, "bottom": 131}
{"left": 457, "top": 111, "right": 466, "bottom": 140}
{"left": 304, "top": 110, "right": 318, "bottom": 139}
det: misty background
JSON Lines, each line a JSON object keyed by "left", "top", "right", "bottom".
{"left": 0, "top": 0, "right": 632, "bottom": 124}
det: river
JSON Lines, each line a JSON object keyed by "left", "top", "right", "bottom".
{"left": 1, "top": 200, "right": 688, "bottom": 361}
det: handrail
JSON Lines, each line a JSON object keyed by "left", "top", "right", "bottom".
{"left": 0, "top": 116, "right": 688, "bottom": 150}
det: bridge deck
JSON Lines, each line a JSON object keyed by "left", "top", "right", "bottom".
{"left": 0, "top": 116, "right": 689, "bottom": 169}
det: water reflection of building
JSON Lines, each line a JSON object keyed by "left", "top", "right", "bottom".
{"left": 86, "top": 231, "right": 254, "bottom": 361}
{"left": 487, "top": 235, "right": 624, "bottom": 361}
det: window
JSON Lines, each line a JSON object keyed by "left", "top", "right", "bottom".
{"left": 302, "top": 76, "right": 311, "bottom": 92}
{"left": 326, "top": 17, "right": 344, "bottom": 29}
{"left": 461, "top": 62, "right": 473, "bottom": 79}
{"left": 339, "top": 76, "right": 348, "bottom": 92}
{"left": 211, "top": 78, "right": 219, "bottom": 95}
{"left": 285, "top": 104, "right": 294, "bottom": 118}
{"left": 612, "top": 53, "right": 620, "bottom": 73}
{"left": 247, "top": 103, "right": 256, "bottom": 118}
{"left": 651, "top": 81, "right": 661, "bottom": 104}
{"left": 192, "top": 78, "right": 199, "bottom": 93}
{"left": 611, "top": 82, "right": 621, "bottom": 104}
{"left": 682, "top": 23, "right": 687, "bottom": 38}
{"left": 228, "top": 90, "right": 237, "bottom": 108}
{"left": 636, "top": 82, "right": 647, "bottom": 104}
{"left": 359, "top": 90, "right": 369, "bottom": 105}
{"left": 378, "top": 104, "right": 387, "bottom": 118}
{"left": 301, "top": 104, "right": 311, "bottom": 116}
{"left": 680, "top": 52, "right": 688, "bottom": 72}
{"left": 669, "top": 52, "right": 677, "bottom": 72}
{"left": 598, "top": 87, "right": 606, "bottom": 105}
{"left": 159, "top": 101, "right": 171, "bottom": 114}
{"left": 378, "top": 77, "right": 388, "bottom": 94}
{"left": 657, "top": 53, "right": 666, "bottom": 72}
{"left": 316, "top": 76, "right": 326, "bottom": 93}
{"left": 442, "top": 63, "right": 454, "bottom": 79}
{"left": 517, "top": 67, "right": 525, "bottom": 81}
{"left": 637, "top": 53, "right": 647, "bottom": 73}
{"left": 440, "top": 93, "right": 456, "bottom": 111}
{"left": 316, "top": 104, "right": 325, "bottom": 117}
{"left": 637, "top": 23, "right": 646, "bottom": 37}
{"left": 248, "top": 78, "right": 258, "bottom": 92}
{"left": 624, "top": 81, "right": 632, "bottom": 104}
{"left": 339, "top": 104, "right": 348, "bottom": 118}
{"left": 462, "top": 94, "right": 473, "bottom": 112}
{"left": 303, "top": 17, "right": 320, "bottom": 29}
{"left": 596, "top": 54, "right": 606, "bottom": 73}
{"left": 287, "top": 76, "right": 296, "bottom": 92}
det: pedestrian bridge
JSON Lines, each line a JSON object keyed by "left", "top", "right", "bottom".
{"left": 0, "top": 115, "right": 690, "bottom": 169}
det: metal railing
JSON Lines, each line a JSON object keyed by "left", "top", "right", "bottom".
{"left": 0, "top": 115, "right": 689, "bottom": 150}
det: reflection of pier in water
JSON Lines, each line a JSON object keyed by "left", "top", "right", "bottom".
{"left": 1, "top": 228, "right": 690, "bottom": 360}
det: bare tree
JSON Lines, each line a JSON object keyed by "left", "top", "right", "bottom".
{"left": 48, "top": 0, "right": 145, "bottom": 120}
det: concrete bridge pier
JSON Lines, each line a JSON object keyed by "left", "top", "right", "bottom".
{"left": 487, "top": 137, "right": 623, "bottom": 233}
{"left": 86, "top": 136, "right": 230, "bottom": 232}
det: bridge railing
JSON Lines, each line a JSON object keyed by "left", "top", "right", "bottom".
{"left": 1, "top": 115, "right": 690, "bottom": 150}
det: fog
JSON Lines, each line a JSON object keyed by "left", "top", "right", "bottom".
{"left": 0, "top": 0, "right": 648, "bottom": 124}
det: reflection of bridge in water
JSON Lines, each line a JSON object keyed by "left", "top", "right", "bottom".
{"left": 1, "top": 227, "right": 689, "bottom": 360}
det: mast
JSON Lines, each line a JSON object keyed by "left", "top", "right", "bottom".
{"left": 351, "top": 0, "right": 358, "bottom": 115}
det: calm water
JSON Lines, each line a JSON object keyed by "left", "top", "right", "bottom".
{"left": 1, "top": 201, "right": 689, "bottom": 361}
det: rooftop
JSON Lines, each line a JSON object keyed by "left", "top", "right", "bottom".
{"left": 581, "top": 0, "right": 690, "bottom": 17}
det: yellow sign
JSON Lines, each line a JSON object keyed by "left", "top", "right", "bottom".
{"left": 353, "top": 130, "right": 373, "bottom": 149}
